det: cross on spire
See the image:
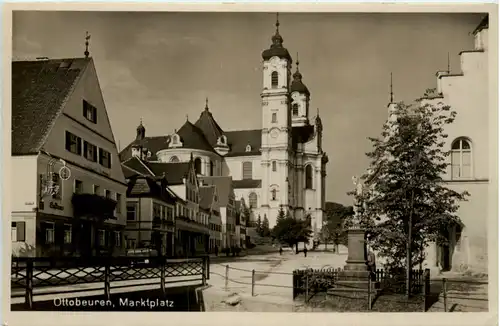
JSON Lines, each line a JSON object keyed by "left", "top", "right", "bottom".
{"left": 390, "top": 72, "right": 394, "bottom": 103}
{"left": 296, "top": 52, "right": 300, "bottom": 69}
{"left": 276, "top": 13, "right": 280, "bottom": 32}
{"left": 205, "top": 97, "right": 209, "bottom": 111}
{"left": 84, "top": 31, "right": 91, "bottom": 58}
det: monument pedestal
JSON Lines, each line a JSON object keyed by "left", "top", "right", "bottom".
{"left": 326, "top": 227, "right": 379, "bottom": 309}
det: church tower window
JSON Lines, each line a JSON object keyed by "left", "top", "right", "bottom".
{"left": 305, "top": 165, "right": 313, "bottom": 189}
{"left": 194, "top": 157, "right": 202, "bottom": 175}
{"left": 292, "top": 103, "right": 299, "bottom": 116}
{"left": 249, "top": 192, "right": 258, "bottom": 209}
{"left": 451, "top": 138, "right": 472, "bottom": 179}
{"left": 271, "top": 113, "right": 277, "bottom": 123}
{"left": 271, "top": 71, "right": 279, "bottom": 88}
{"left": 170, "top": 156, "right": 180, "bottom": 163}
{"left": 272, "top": 161, "right": 277, "bottom": 172}
{"left": 242, "top": 162, "right": 253, "bottom": 179}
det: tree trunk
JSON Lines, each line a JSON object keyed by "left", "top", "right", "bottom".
{"left": 324, "top": 241, "right": 327, "bottom": 250}
{"left": 295, "top": 243, "right": 299, "bottom": 254}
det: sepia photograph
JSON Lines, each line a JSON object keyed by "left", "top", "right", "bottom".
{"left": 5, "top": 5, "right": 497, "bottom": 321}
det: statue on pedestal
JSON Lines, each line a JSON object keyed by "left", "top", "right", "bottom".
{"left": 351, "top": 176, "right": 365, "bottom": 226}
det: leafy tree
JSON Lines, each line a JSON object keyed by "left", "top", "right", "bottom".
{"left": 272, "top": 215, "right": 312, "bottom": 253}
{"left": 321, "top": 202, "right": 352, "bottom": 250}
{"left": 349, "top": 99, "right": 469, "bottom": 272}
{"left": 261, "top": 215, "right": 271, "bottom": 237}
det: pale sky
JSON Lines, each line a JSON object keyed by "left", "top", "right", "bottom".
{"left": 12, "top": 11, "right": 484, "bottom": 205}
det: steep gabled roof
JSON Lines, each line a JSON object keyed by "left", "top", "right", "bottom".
{"left": 121, "top": 157, "right": 155, "bottom": 178}
{"left": 119, "top": 136, "right": 169, "bottom": 161}
{"left": 199, "top": 176, "right": 234, "bottom": 207}
{"left": 11, "top": 58, "right": 89, "bottom": 155}
{"left": 232, "top": 179, "right": 262, "bottom": 189}
{"left": 225, "top": 129, "right": 262, "bottom": 157}
{"left": 173, "top": 120, "right": 217, "bottom": 153}
{"left": 194, "top": 106, "right": 225, "bottom": 147}
{"left": 199, "top": 185, "right": 216, "bottom": 210}
{"left": 126, "top": 175, "right": 176, "bottom": 204}
{"left": 146, "top": 162, "right": 191, "bottom": 185}
{"left": 473, "top": 15, "right": 489, "bottom": 35}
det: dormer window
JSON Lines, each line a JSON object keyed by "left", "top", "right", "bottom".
{"left": 217, "top": 135, "right": 228, "bottom": 146}
{"left": 171, "top": 134, "right": 180, "bottom": 145}
{"left": 246, "top": 144, "right": 252, "bottom": 152}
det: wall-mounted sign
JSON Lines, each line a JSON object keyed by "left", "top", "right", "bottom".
{"left": 49, "top": 202, "right": 64, "bottom": 211}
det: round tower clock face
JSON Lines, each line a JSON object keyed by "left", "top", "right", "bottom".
{"left": 270, "top": 129, "right": 279, "bottom": 139}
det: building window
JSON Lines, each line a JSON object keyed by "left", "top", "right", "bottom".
{"left": 43, "top": 222, "right": 55, "bottom": 244}
{"left": 99, "top": 148, "right": 111, "bottom": 168}
{"left": 83, "top": 100, "right": 97, "bottom": 124}
{"left": 249, "top": 192, "right": 258, "bottom": 209}
{"left": 272, "top": 113, "right": 277, "bottom": 123}
{"left": 11, "top": 221, "right": 26, "bottom": 242}
{"left": 194, "top": 157, "right": 202, "bottom": 175}
{"left": 93, "top": 184, "right": 100, "bottom": 195}
{"left": 84, "top": 141, "right": 98, "bottom": 162}
{"left": 210, "top": 161, "right": 214, "bottom": 176}
{"left": 115, "top": 231, "right": 121, "bottom": 247}
{"left": 246, "top": 144, "right": 252, "bottom": 152}
{"left": 272, "top": 161, "right": 277, "bottom": 172}
{"left": 105, "top": 190, "right": 111, "bottom": 199}
{"left": 271, "top": 71, "right": 278, "bottom": 88}
{"left": 170, "top": 156, "right": 180, "bottom": 163}
{"left": 271, "top": 189, "right": 277, "bottom": 201}
{"left": 116, "top": 194, "right": 122, "bottom": 214}
{"left": 292, "top": 103, "right": 299, "bottom": 116}
{"left": 127, "top": 203, "right": 137, "bottom": 221}
{"left": 98, "top": 229, "right": 106, "bottom": 246}
{"left": 305, "top": 165, "right": 313, "bottom": 189}
{"left": 451, "top": 138, "right": 472, "bottom": 179}
{"left": 64, "top": 224, "right": 72, "bottom": 244}
{"left": 74, "top": 179, "right": 83, "bottom": 194}
{"left": 51, "top": 173, "right": 62, "bottom": 199}
{"left": 171, "top": 134, "right": 180, "bottom": 145}
{"left": 65, "top": 131, "right": 82, "bottom": 155}
{"left": 242, "top": 161, "right": 252, "bottom": 179}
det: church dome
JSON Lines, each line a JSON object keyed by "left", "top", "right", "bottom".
{"left": 290, "top": 57, "right": 310, "bottom": 96}
{"left": 261, "top": 14, "right": 292, "bottom": 62}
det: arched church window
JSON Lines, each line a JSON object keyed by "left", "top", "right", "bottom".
{"left": 292, "top": 103, "right": 299, "bottom": 116}
{"left": 272, "top": 113, "right": 277, "bottom": 123}
{"left": 271, "top": 71, "right": 279, "bottom": 88}
{"left": 171, "top": 135, "right": 179, "bottom": 144}
{"left": 210, "top": 161, "right": 214, "bottom": 176}
{"left": 249, "top": 192, "right": 258, "bottom": 209}
{"left": 170, "top": 156, "right": 180, "bottom": 163}
{"left": 305, "top": 165, "right": 313, "bottom": 189}
{"left": 242, "top": 162, "right": 253, "bottom": 179}
{"left": 271, "top": 189, "right": 277, "bottom": 201}
{"left": 451, "top": 138, "right": 472, "bottom": 179}
{"left": 272, "top": 161, "right": 277, "bottom": 172}
{"left": 194, "top": 157, "right": 202, "bottom": 175}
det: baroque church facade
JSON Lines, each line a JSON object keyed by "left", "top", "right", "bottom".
{"left": 120, "top": 17, "right": 328, "bottom": 238}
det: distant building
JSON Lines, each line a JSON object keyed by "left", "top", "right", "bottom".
{"left": 119, "top": 16, "right": 328, "bottom": 242}
{"left": 420, "top": 15, "right": 490, "bottom": 273}
{"left": 11, "top": 57, "right": 127, "bottom": 257}
{"left": 122, "top": 172, "right": 176, "bottom": 256}
{"left": 199, "top": 185, "right": 222, "bottom": 252}
{"left": 122, "top": 154, "right": 211, "bottom": 256}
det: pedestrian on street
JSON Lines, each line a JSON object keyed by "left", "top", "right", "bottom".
{"left": 279, "top": 246, "right": 283, "bottom": 255}
{"left": 303, "top": 246, "right": 308, "bottom": 257}
{"left": 214, "top": 244, "right": 219, "bottom": 257}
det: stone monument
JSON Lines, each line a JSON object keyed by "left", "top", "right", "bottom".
{"left": 326, "top": 176, "right": 378, "bottom": 307}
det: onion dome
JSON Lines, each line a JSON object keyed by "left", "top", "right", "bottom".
{"left": 261, "top": 13, "right": 292, "bottom": 62}
{"left": 290, "top": 54, "right": 310, "bottom": 96}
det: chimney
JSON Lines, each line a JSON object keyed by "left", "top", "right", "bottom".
{"left": 435, "top": 71, "right": 448, "bottom": 94}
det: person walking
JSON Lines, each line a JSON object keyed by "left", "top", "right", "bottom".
{"left": 303, "top": 245, "right": 308, "bottom": 257}
{"left": 279, "top": 246, "right": 283, "bottom": 255}
{"left": 214, "top": 244, "right": 219, "bottom": 257}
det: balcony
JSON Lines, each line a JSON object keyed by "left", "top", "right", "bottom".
{"left": 71, "top": 193, "right": 117, "bottom": 220}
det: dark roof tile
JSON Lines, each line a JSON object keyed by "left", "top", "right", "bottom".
{"left": 199, "top": 176, "right": 234, "bottom": 207}
{"left": 232, "top": 179, "right": 262, "bottom": 189}
{"left": 146, "top": 162, "right": 190, "bottom": 185}
{"left": 194, "top": 107, "right": 225, "bottom": 147}
{"left": 11, "top": 58, "right": 89, "bottom": 155}
{"left": 121, "top": 157, "right": 154, "bottom": 178}
{"left": 225, "top": 129, "right": 261, "bottom": 157}
{"left": 199, "top": 185, "right": 216, "bottom": 210}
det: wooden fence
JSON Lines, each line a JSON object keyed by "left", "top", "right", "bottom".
{"left": 11, "top": 255, "right": 210, "bottom": 309}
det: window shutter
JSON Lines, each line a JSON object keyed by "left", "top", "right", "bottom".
{"left": 17, "top": 222, "right": 26, "bottom": 242}
{"left": 65, "top": 131, "right": 71, "bottom": 151}
{"left": 77, "top": 137, "right": 82, "bottom": 155}
{"left": 99, "top": 148, "right": 103, "bottom": 165}
{"left": 93, "top": 107, "right": 97, "bottom": 123}
{"left": 93, "top": 145, "right": 97, "bottom": 162}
